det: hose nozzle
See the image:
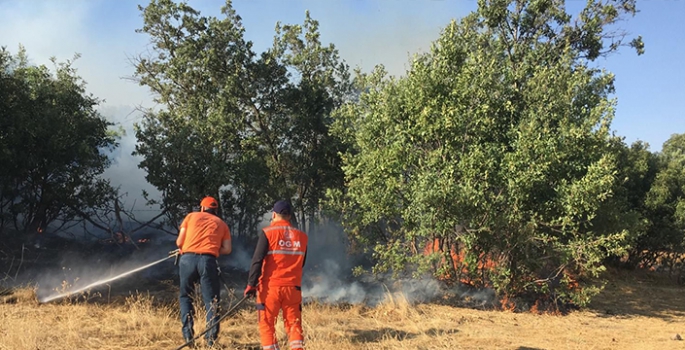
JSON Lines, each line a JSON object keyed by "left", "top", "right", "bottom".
{"left": 169, "top": 249, "right": 181, "bottom": 265}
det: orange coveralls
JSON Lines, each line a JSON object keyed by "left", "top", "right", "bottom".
{"left": 247, "top": 219, "right": 308, "bottom": 350}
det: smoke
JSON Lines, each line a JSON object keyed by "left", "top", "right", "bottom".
{"left": 296, "top": 221, "right": 469, "bottom": 307}
{"left": 293, "top": 221, "right": 499, "bottom": 308}
{"left": 221, "top": 237, "right": 253, "bottom": 272}
{"left": 301, "top": 263, "right": 496, "bottom": 307}
{"left": 302, "top": 259, "right": 369, "bottom": 304}
{"left": 301, "top": 261, "right": 445, "bottom": 306}
{"left": 299, "top": 221, "right": 370, "bottom": 303}
{"left": 448, "top": 285, "right": 497, "bottom": 308}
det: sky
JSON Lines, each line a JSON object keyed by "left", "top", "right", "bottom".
{"left": 1, "top": 0, "right": 683, "bottom": 215}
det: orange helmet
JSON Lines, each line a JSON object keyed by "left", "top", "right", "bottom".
{"left": 200, "top": 196, "right": 219, "bottom": 209}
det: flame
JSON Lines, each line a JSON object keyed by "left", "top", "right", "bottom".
{"left": 529, "top": 299, "right": 541, "bottom": 314}
{"left": 424, "top": 238, "right": 583, "bottom": 314}
{"left": 422, "top": 238, "right": 498, "bottom": 286}
{"left": 566, "top": 273, "right": 580, "bottom": 291}
{"left": 527, "top": 269, "right": 581, "bottom": 315}
{"left": 528, "top": 296, "right": 566, "bottom": 315}
{"left": 500, "top": 294, "right": 516, "bottom": 312}
{"left": 138, "top": 238, "right": 150, "bottom": 243}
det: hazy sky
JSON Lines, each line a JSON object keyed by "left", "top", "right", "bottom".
{"left": 1, "top": 0, "right": 683, "bottom": 215}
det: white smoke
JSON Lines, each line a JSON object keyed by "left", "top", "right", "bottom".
{"left": 222, "top": 241, "right": 253, "bottom": 271}
{"left": 446, "top": 284, "right": 497, "bottom": 308}
{"left": 301, "top": 258, "right": 449, "bottom": 306}
{"left": 302, "top": 259, "right": 369, "bottom": 304}
{"left": 298, "top": 222, "right": 455, "bottom": 306}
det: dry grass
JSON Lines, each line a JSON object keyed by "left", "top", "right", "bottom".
{"left": 2, "top": 269, "right": 685, "bottom": 350}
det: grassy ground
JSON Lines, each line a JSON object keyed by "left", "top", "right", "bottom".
{"left": 2, "top": 268, "right": 685, "bottom": 350}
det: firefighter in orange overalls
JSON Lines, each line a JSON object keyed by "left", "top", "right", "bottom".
{"left": 244, "top": 200, "right": 308, "bottom": 350}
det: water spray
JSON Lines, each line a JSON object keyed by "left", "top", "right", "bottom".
{"left": 39, "top": 250, "right": 180, "bottom": 303}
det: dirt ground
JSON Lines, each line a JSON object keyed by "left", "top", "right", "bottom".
{"left": 2, "top": 267, "right": 685, "bottom": 350}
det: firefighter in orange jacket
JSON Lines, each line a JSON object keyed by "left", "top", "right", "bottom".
{"left": 244, "top": 200, "right": 308, "bottom": 350}
{"left": 176, "top": 196, "right": 232, "bottom": 348}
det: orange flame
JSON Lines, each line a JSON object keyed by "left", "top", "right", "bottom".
{"left": 500, "top": 294, "right": 516, "bottom": 312}
{"left": 422, "top": 238, "right": 498, "bottom": 286}
{"left": 424, "top": 238, "right": 582, "bottom": 314}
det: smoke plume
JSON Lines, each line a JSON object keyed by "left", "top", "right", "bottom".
{"left": 297, "top": 221, "right": 458, "bottom": 306}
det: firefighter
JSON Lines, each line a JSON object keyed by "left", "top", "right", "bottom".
{"left": 244, "top": 200, "right": 308, "bottom": 350}
{"left": 176, "top": 196, "right": 232, "bottom": 348}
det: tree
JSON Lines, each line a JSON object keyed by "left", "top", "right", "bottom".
{"left": 133, "top": 0, "right": 351, "bottom": 234}
{"left": 0, "top": 46, "right": 117, "bottom": 236}
{"left": 133, "top": 0, "right": 256, "bottom": 230}
{"left": 257, "top": 12, "right": 352, "bottom": 230}
{"left": 642, "top": 134, "right": 685, "bottom": 258}
{"left": 602, "top": 139, "right": 661, "bottom": 268}
{"left": 332, "top": 0, "right": 643, "bottom": 307}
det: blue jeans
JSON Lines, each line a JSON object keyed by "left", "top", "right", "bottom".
{"left": 179, "top": 253, "right": 221, "bottom": 344}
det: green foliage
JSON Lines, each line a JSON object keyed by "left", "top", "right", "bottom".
{"left": 133, "top": 1, "right": 350, "bottom": 234}
{"left": 267, "top": 12, "right": 353, "bottom": 229}
{"left": 332, "top": 0, "right": 644, "bottom": 306}
{"left": 599, "top": 134, "right": 685, "bottom": 271}
{"left": 0, "top": 46, "right": 117, "bottom": 233}
{"left": 644, "top": 135, "right": 685, "bottom": 250}
{"left": 599, "top": 140, "right": 658, "bottom": 266}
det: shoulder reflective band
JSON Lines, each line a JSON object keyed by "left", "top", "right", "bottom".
{"left": 264, "top": 226, "right": 290, "bottom": 232}
{"left": 267, "top": 250, "right": 305, "bottom": 255}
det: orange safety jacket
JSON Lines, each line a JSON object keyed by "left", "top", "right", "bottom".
{"left": 247, "top": 219, "right": 308, "bottom": 288}
{"left": 177, "top": 211, "right": 231, "bottom": 258}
